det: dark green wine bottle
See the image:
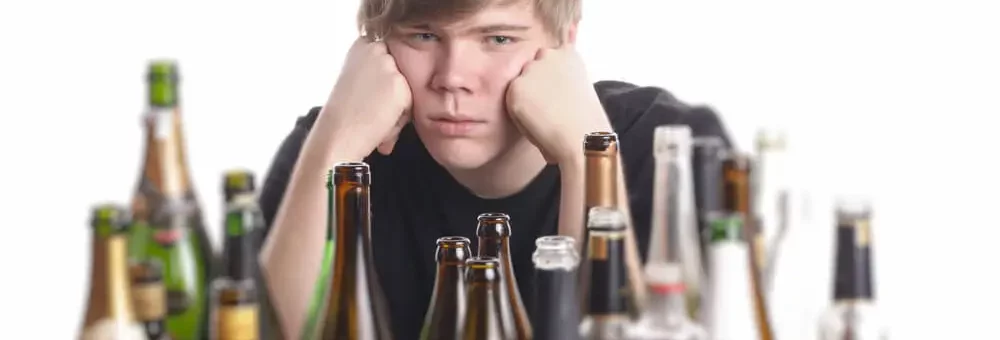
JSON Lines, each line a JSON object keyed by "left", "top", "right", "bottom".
{"left": 130, "top": 59, "right": 216, "bottom": 340}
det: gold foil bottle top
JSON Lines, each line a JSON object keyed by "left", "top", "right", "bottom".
{"left": 90, "top": 203, "right": 131, "bottom": 235}
{"left": 584, "top": 132, "right": 619, "bottom": 152}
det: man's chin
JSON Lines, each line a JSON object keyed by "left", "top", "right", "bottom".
{"left": 424, "top": 140, "right": 496, "bottom": 171}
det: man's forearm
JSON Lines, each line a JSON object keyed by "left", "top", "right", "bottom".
{"left": 258, "top": 120, "right": 365, "bottom": 339}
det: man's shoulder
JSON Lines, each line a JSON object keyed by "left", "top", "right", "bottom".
{"left": 592, "top": 80, "right": 734, "bottom": 148}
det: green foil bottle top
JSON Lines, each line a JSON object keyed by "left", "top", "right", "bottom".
{"left": 147, "top": 59, "right": 180, "bottom": 108}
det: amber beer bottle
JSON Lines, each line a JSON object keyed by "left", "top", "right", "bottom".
{"left": 420, "top": 236, "right": 472, "bottom": 340}
{"left": 581, "top": 132, "right": 645, "bottom": 319}
{"left": 723, "top": 153, "right": 774, "bottom": 340}
{"left": 130, "top": 260, "right": 171, "bottom": 339}
{"left": 475, "top": 213, "right": 532, "bottom": 339}
{"left": 579, "top": 207, "right": 632, "bottom": 340}
{"left": 211, "top": 279, "right": 260, "bottom": 340}
{"left": 311, "top": 162, "right": 394, "bottom": 339}
{"left": 79, "top": 204, "right": 146, "bottom": 340}
{"left": 460, "top": 257, "right": 516, "bottom": 340}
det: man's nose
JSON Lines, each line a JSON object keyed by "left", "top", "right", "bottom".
{"left": 430, "top": 46, "right": 475, "bottom": 94}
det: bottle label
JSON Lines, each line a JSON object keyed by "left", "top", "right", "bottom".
{"left": 154, "top": 111, "right": 174, "bottom": 140}
{"left": 80, "top": 319, "right": 146, "bottom": 340}
{"left": 217, "top": 305, "right": 259, "bottom": 340}
{"left": 166, "top": 289, "right": 193, "bottom": 316}
{"left": 132, "top": 282, "right": 166, "bottom": 321}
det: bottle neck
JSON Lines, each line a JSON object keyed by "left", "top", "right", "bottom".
{"left": 84, "top": 232, "right": 135, "bottom": 324}
{"left": 833, "top": 224, "right": 874, "bottom": 301}
{"left": 645, "top": 283, "right": 690, "bottom": 323}
{"left": 140, "top": 106, "right": 192, "bottom": 201}
{"left": 586, "top": 234, "right": 629, "bottom": 315}
{"left": 584, "top": 150, "right": 619, "bottom": 209}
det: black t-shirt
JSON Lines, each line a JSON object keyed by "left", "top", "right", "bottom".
{"left": 257, "top": 80, "right": 733, "bottom": 339}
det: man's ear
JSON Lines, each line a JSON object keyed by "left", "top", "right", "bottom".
{"left": 565, "top": 21, "right": 580, "bottom": 45}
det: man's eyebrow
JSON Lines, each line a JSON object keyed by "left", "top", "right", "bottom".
{"left": 471, "top": 24, "right": 531, "bottom": 34}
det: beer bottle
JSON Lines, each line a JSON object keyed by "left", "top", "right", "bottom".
{"left": 130, "top": 259, "right": 171, "bottom": 339}
{"left": 130, "top": 60, "right": 215, "bottom": 339}
{"left": 703, "top": 214, "right": 760, "bottom": 340}
{"left": 420, "top": 236, "right": 472, "bottom": 340}
{"left": 818, "top": 198, "right": 889, "bottom": 340}
{"left": 582, "top": 132, "right": 645, "bottom": 319}
{"left": 309, "top": 162, "right": 394, "bottom": 340}
{"left": 460, "top": 257, "right": 516, "bottom": 340}
{"left": 530, "top": 236, "right": 582, "bottom": 340}
{"left": 475, "top": 212, "right": 532, "bottom": 339}
{"left": 211, "top": 278, "right": 260, "bottom": 340}
{"left": 649, "top": 125, "right": 705, "bottom": 318}
{"left": 79, "top": 203, "right": 146, "bottom": 340}
{"left": 579, "top": 207, "right": 632, "bottom": 340}
{"left": 723, "top": 153, "right": 775, "bottom": 340}
{"left": 691, "top": 136, "right": 728, "bottom": 275}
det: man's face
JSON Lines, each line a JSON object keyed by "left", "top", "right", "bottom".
{"left": 387, "top": 1, "right": 558, "bottom": 171}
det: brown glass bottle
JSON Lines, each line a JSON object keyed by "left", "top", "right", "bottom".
{"left": 722, "top": 153, "right": 774, "bottom": 340}
{"left": 475, "top": 213, "right": 532, "bottom": 339}
{"left": 579, "top": 207, "right": 632, "bottom": 340}
{"left": 211, "top": 278, "right": 260, "bottom": 340}
{"left": 131, "top": 260, "right": 171, "bottom": 339}
{"left": 312, "top": 162, "right": 394, "bottom": 340}
{"left": 80, "top": 204, "right": 147, "bottom": 340}
{"left": 581, "top": 132, "right": 644, "bottom": 319}
{"left": 460, "top": 257, "right": 516, "bottom": 340}
{"left": 420, "top": 236, "right": 472, "bottom": 340}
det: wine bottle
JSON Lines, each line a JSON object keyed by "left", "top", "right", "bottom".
{"left": 211, "top": 278, "right": 260, "bottom": 340}
{"left": 460, "top": 257, "right": 516, "bottom": 340}
{"left": 79, "top": 203, "right": 147, "bottom": 340}
{"left": 475, "top": 212, "right": 532, "bottom": 339}
{"left": 530, "top": 236, "right": 582, "bottom": 340}
{"left": 130, "top": 59, "right": 215, "bottom": 339}
{"left": 309, "top": 162, "right": 394, "bottom": 339}
{"left": 818, "top": 198, "right": 889, "bottom": 340}
{"left": 420, "top": 236, "right": 472, "bottom": 340}
{"left": 703, "top": 214, "right": 759, "bottom": 340}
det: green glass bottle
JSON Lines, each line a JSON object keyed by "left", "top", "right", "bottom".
{"left": 130, "top": 60, "right": 217, "bottom": 340}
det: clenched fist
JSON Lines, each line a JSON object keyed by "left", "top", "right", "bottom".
{"left": 316, "top": 37, "right": 413, "bottom": 160}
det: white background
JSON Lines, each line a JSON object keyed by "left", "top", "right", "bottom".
{"left": 1, "top": 0, "right": 998, "bottom": 339}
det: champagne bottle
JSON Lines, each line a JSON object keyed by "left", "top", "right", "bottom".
{"left": 80, "top": 203, "right": 147, "bottom": 340}
{"left": 475, "top": 212, "right": 532, "bottom": 339}
{"left": 220, "top": 169, "right": 274, "bottom": 340}
{"left": 650, "top": 125, "right": 705, "bottom": 318}
{"left": 130, "top": 260, "right": 172, "bottom": 339}
{"left": 130, "top": 60, "right": 215, "bottom": 339}
{"left": 420, "top": 236, "right": 472, "bottom": 340}
{"left": 579, "top": 207, "right": 632, "bottom": 340}
{"left": 582, "top": 132, "right": 645, "bottom": 319}
{"left": 460, "top": 257, "right": 516, "bottom": 340}
{"left": 723, "top": 153, "right": 775, "bottom": 340}
{"left": 818, "top": 198, "right": 888, "bottom": 340}
{"left": 703, "top": 214, "right": 759, "bottom": 340}
{"left": 211, "top": 278, "right": 260, "bottom": 340}
{"left": 530, "top": 236, "right": 582, "bottom": 340}
{"left": 629, "top": 262, "right": 708, "bottom": 340}
{"left": 309, "top": 162, "right": 394, "bottom": 340}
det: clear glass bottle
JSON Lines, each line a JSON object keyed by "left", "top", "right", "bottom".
{"left": 629, "top": 262, "right": 708, "bottom": 340}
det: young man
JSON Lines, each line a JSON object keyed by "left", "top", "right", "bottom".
{"left": 258, "top": 0, "right": 733, "bottom": 338}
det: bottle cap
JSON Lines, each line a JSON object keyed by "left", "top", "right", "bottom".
{"left": 654, "top": 125, "right": 692, "bottom": 157}
{"left": 90, "top": 203, "right": 131, "bottom": 234}
{"left": 586, "top": 206, "right": 628, "bottom": 232}
{"left": 223, "top": 168, "right": 256, "bottom": 201}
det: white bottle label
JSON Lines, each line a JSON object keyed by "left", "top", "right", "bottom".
{"left": 80, "top": 318, "right": 146, "bottom": 340}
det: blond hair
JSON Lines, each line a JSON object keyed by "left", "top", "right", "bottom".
{"left": 358, "top": 0, "right": 582, "bottom": 43}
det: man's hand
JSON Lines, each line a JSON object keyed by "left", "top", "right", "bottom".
{"left": 505, "top": 46, "right": 613, "bottom": 165}
{"left": 317, "top": 36, "right": 413, "bottom": 160}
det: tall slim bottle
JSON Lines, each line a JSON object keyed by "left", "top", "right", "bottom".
{"left": 420, "top": 236, "right": 472, "bottom": 340}
{"left": 629, "top": 262, "right": 708, "bottom": 340}
{"left": 475, "top": 213, "right": 532, "bottom": 339}
{"left": 211, "top": 278, "right": 260, "bottom": 340}
{"left": 530, "top": 236, "right": 582, "bottom": 340}
{"left": 691, "top": 136, "right": 728, "bottom": 276}
{"left": 309, "top": 162, "right": 394, "bottom": 340}
{"left": 818, "top": 198, "right": 888, "bottom": 340}
{"left": 79, "top": 204, "right": 147, "bottom": 340}
{"left": 219, "top": 169, "right": 276, "bottom": 340}
{"left": 130, "top": 60, "right": 215, "bottom": 339}
{"left": 703, "top": 214, "right": 759, "bottom": 340}
{"left": 723, "top": 153, "right": 774, "bottom": 340}
{"left": 752, "top": 128, "right": 791, "bottom": 293}
{"left": 130, "top": 260, "right": 171, "bottom": 339}
{"left": 579, "top": 207, "right": 632, "bottom": 340}
{"left": 460, "top": 257, "right": 516, "bottom": 340}
{"left": 649, "top": 125, "right": 705, "bottom": 318}
{"left": 582, "top": 132, "right": 645, "bottom": 318}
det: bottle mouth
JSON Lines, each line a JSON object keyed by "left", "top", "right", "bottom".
{"left": 476, "top": 212, "right": 510, "bottom": 221}
{"left": 535, "top": 235, "right": 575, "bottom": 250}
{"left": 436, "top": 236, "right": 470, "bottom": 246}
{"left": 584, "top": 132, "right": 618, "bottom": 151}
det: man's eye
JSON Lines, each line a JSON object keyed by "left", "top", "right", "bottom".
{"left": 412, "top": 33, "right": 438, "bottom": 41}
{"left": 487, "top": 36, "right": 516, "bottom": 45}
